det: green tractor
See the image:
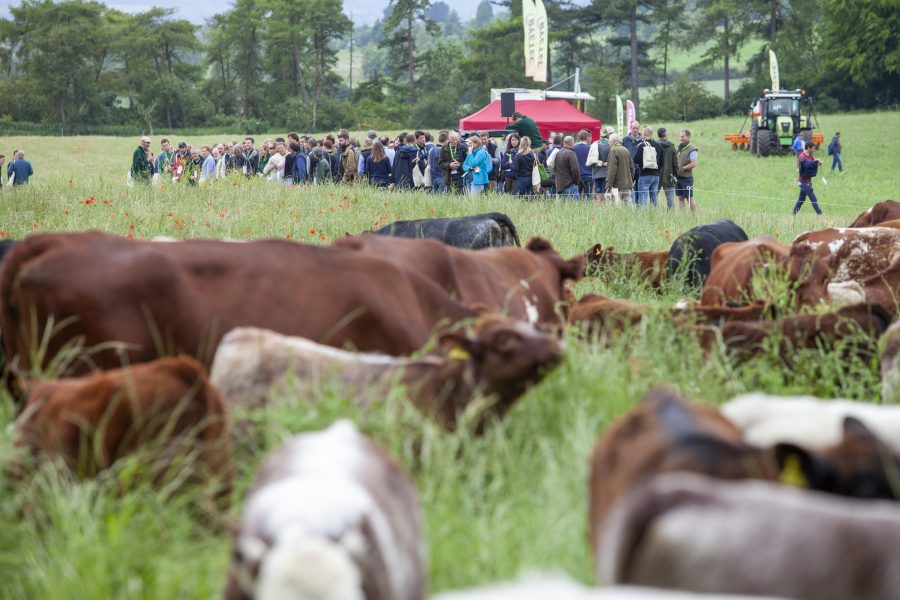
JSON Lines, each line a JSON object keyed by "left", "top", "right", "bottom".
{"left": 748, "top": 90, "right": 822, "bottom": 156}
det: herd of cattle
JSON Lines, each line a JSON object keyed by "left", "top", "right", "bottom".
{"left": 3, "top": 200, "right": 900, "bottom": 598}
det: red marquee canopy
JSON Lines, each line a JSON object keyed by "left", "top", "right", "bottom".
{"left": 459, "top": 99, "right": 603, "bottom": 140}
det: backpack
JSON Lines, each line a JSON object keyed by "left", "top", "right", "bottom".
{"left": 315, "top": 154, "right": 332, "bottom": 183}
{"left": 827, "top": 141, "right": 834, "bottom": 156}
{"left": 642, "top": 141, "right": 658, "bottom": 170}
{"left": 799, "top": 158, "right": 819, "bottom": 179}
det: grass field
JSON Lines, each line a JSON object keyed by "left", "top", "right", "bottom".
{"left": 0, "top": 111, "right": 898, "bottom": 598}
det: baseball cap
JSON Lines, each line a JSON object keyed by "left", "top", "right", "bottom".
{"left": 178, "top": 141, "right": 188, "bottom": 148}
{"left": 603, "top": 126, "right": 616, "bottom": 137}
{"left": 542, "top": 139, "right": 551, "bottom": 145}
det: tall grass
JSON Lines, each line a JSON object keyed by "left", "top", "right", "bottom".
{"left": 0, "top": 112, "right": 897, "bottom": 598}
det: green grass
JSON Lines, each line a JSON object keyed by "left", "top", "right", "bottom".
{"left": 0, "top": 111, "right": 898, "bottom": 598}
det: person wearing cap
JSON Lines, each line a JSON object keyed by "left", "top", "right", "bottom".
{"left": 656, "top": 127, "right": 679, "bottom": 210}
{"left": 131, "top": 136, "right": 152, "bottom": 183}
{"left": 171, "top": 141, "right": 191, "bottom": 182}
{"left": 586, "top": 126, "right": 614, "bottom": 198}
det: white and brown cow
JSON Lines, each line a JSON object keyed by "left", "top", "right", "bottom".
{"left": 791, "top": 226, "right": 900, "bottom": 284}
{"left": 598, "top": 473, "right": 900, "bottom": 600}
{"left": 224, "top": 420, "right": 426, "bottom": 600}
{"left": 211, "top": 316, "right": 563, "bottom": 430}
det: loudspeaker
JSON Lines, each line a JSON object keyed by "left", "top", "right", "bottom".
{"left": 500, "top": 92, "right": 515, "bottom": 117}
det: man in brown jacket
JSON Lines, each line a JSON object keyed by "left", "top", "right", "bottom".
{"left": 338, "top": 133, "right": 359, "bottom": 183}
{"left": 554, "top": 136, "right": 583, "bottom": 199}
{"left": 605, "top": 133, "right": 635, "bottom": 204}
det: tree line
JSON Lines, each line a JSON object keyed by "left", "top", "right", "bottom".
{"left": 0, "top": 0, "right": 895, "bottom": 134}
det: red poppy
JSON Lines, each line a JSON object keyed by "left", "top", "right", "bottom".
{"left": 127, "top": 232, "right": 134, "bottom": 239}
{"left": 102, "top": 199, "right": 109, "bottom": 205}
{"left": 63, "top": 209, "right": 70, "bottom": 215}
{"left": 123, "top": 211, "right": 129, "bottom": 217}
{"left": 309, "top": 228, "right": 316, "bottom": 235}
{"left": 129, "top": 224, "right": 135, "bottom": 230}
{"left": 32, "top": 223, "right": 38, "bottom": 229}
{"left": 319, "top": 234, "right": 327, "bottom": 241}
{"left": 342, "top": 195, "right": 348, "bottom": 201}
{"left": 285, "top": 234, "right": 292, "bottom": 240}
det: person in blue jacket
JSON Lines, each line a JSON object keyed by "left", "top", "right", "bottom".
{"left": 462, "top": 135, "right": 491, "bottom": 195}
{"left": 7, "top": 150, "right": 33, "bottom": 186}
{"left": 793, "top": 142, "right": 824, "bottom": 215}
{"left": 291, "top": 142, "right": 308, "bottom": 183}
{"left": 367, "top": 141, "right": 393, "bottom": 187}
{"left": 391, "top": 133, "right": 419, "bottom": 190}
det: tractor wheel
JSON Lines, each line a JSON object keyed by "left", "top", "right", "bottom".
{"left": 749, "top": 122, "right": 758, "bottom": 153}
{"left": 757, "top": 129, "right": 774, "bottom": 157}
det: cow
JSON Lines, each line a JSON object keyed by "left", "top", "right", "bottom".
{"left": 14, "top": 356, "right": 233, "bottom": 500}
{"left": 882, "top": 318, "right": 900, "bottom": 401}
{"left": 723, "top": 394, "right": 900, "bottom": 500}
{"left": 791, "top": 226, "right": 900, "bottom": 284}
{"left": 583, "top": 244, "right": 668, "bottom": 289}
{"left": 670, "top": 300, "right": 776, "bottom": 327}
{"left": 371, "top": 213, "right": 521, "bottom": 249}
{"left": 0, "top": 232, "right": 479, "bottom": 382}
{"left": 210, "top": 316, "right": 563, "bottom": 430}
{"left": 723, "top": 392, "right": 900, "bottom": 452}
{"left": 587, "top": 387, "right": 775, "bottom": 567}
{"left": 224, "top": 420, "right": 426, "bottom": 600}
{"left": 333, "top": 235, "right": 583, "bottom": 326}
{"left": 848, "top": 199, "right": 900, "bottom": 227}
{"left": 668, "top": 220, "right": 749, "bottom": 293}
{"left": 700, "top": 237, "right": 790, "bottom": 306}
{"left": 433, "top": 574, "right": 783, "bottom": 599}
{"left": 598, "top": 473, "right": 900, "bottom": 600}
{"left": 568, "top": 293, "right": 649, "bottom": 338}
{"left": 702, "top": 303, "right": 891, "bottom": 365}
{"left": 824, "top": 251, "right": 900, "bottom": 316}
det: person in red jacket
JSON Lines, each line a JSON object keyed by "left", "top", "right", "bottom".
{"left": 793, "top": 142, "right": 824, "bottom": 215}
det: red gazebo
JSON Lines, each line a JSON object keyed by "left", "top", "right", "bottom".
{"left": 459, "top": 99, "right": 603, "bottom": 140}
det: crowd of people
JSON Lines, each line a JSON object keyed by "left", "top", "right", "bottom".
{"left": 128, "top": 111, "right": 702, "bottom": 210}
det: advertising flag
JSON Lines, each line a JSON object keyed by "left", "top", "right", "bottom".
{"left": 769, "top": 50, "right": 780, "bottom": 91}
{"left": 626, "top": 100, "right": 636, "bottom": 132}
{"left": 523, "top": 0, "right": 548, "bottom": 83}
{"left": 616, "top": 95, "right": 624, "bottom": 136}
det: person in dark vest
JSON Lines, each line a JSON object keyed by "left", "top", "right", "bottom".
{"left": 130, "top": 136, "right": 152, "bottom": 183}
{"left": 676, "top": 130, "right": 698, "bottom": 211}
{"left": 793, "top": 142, "right": 824, "bottom": 215}
{"left": 439, "top": 131, "right": 468, "bottom": 194}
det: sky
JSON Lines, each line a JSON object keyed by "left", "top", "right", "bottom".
{"left": 0, "top": 0, "right": 489, "bottom": 25}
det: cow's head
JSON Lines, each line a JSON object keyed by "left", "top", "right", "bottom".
{"left": 439, "top": 315, "right": 563, "bottom": 413}
{"left": 784, "top": 245, "right": 832, "bottom": 307}
{"left": 775, "top": 417, "right": 900, "bottom": 500}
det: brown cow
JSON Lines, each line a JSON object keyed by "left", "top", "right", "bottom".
{"left": 848, "top": 199, "right": 900, "bottom": 227}
{"left": 0, "top": 232, "right": 479, "bottom": 380}
{"left": 587, "top": 387, "right": 775, "bottom": 569}
{"left": 584, "top": 243, "right": 668, "bottom": 289}
{"left": 700, "top": 237, "right": 790, "bottom": 306}
{"left": 210, "top": 316, "right": 563, "bottom": 430}
{"left": 334, "top": 235, "right": 583, "bottom": 326}
{"left": 703, "top": 303, "right": 891, "bottom": 364}
{"left": 568, "top": 293, "right": 649, "bottom": 337}
{"left": 791, "top": 226, "right": 900, "bottom": 284}
{"left": 224, "top": 420, "right": 425, "bottom": 600}
{"left": 14, "top": 356, "right": 233, "bottom": 498}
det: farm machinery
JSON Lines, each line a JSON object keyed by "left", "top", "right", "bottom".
{"left": 725, "top": 89, "right": 823, "bottom": 156}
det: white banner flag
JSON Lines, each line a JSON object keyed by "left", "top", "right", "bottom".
{"left": 523, "top": 0, "right": 548, "bottom": 83}
{"left": 616, "top": 95, "right": 624, "bottom": 137}
{"left": 769, "top": 49, "right": 780, "bottom": 92}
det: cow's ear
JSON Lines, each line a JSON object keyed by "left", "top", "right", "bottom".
{"left": 560, "top": 254, "right": 585, "bottom": 282}
{"left": 438, "top": 332, "right": 484, "bottom": 362}
{"left": 843, "top": 416, "right": 877, "bottom": 441}
{"left": 586, "top": 243, "right": 603, "bottom": 257}
{"left": 774, "top": 443, "right": 833, "bottom": 491}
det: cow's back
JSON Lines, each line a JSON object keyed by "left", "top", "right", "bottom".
{"left": 1, "top": 232, "right": 476, "bottom": 375}
{"left": 669, "top": 220, "right": 749, "bottom": 291}
{"left": 700, "top": 237, "right": 789, "bottom": 306}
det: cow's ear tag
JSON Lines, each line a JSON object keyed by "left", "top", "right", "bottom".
{"left": 779, "top": 454, "right": 808, "bottom": 488}
{"left": 448, "top": 346, "right": 471, "bottom": 361}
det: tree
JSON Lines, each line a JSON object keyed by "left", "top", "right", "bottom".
{"left": 225, "top": 0, "right": 264, "bottom": 121}
{"left": 475, "top": 0, "right": 494, "bottom": 23}
{"left": 651, "top": 0, "right": 687, "bottom": 92}
{"left": 691, "top": 0, "right": 753, "bottom": 106}
{"left": 820, "top": 0, "right": 900, "bottom": 107}
{"left": 379, "top": 0, "right": 439, "bottom": 102}
{"left": 596, "top": 0, "right": 655, "bottom": 114}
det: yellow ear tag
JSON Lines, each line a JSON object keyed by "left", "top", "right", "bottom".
{"left": 779, "top": 454, "right": 808, "bottom": 488}
{"left": 448, "top": 346, "right": 471, "bottom": 361}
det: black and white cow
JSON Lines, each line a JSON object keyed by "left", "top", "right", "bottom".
{"left": 372, "top": 213, "right": 521, "bottom": 249}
